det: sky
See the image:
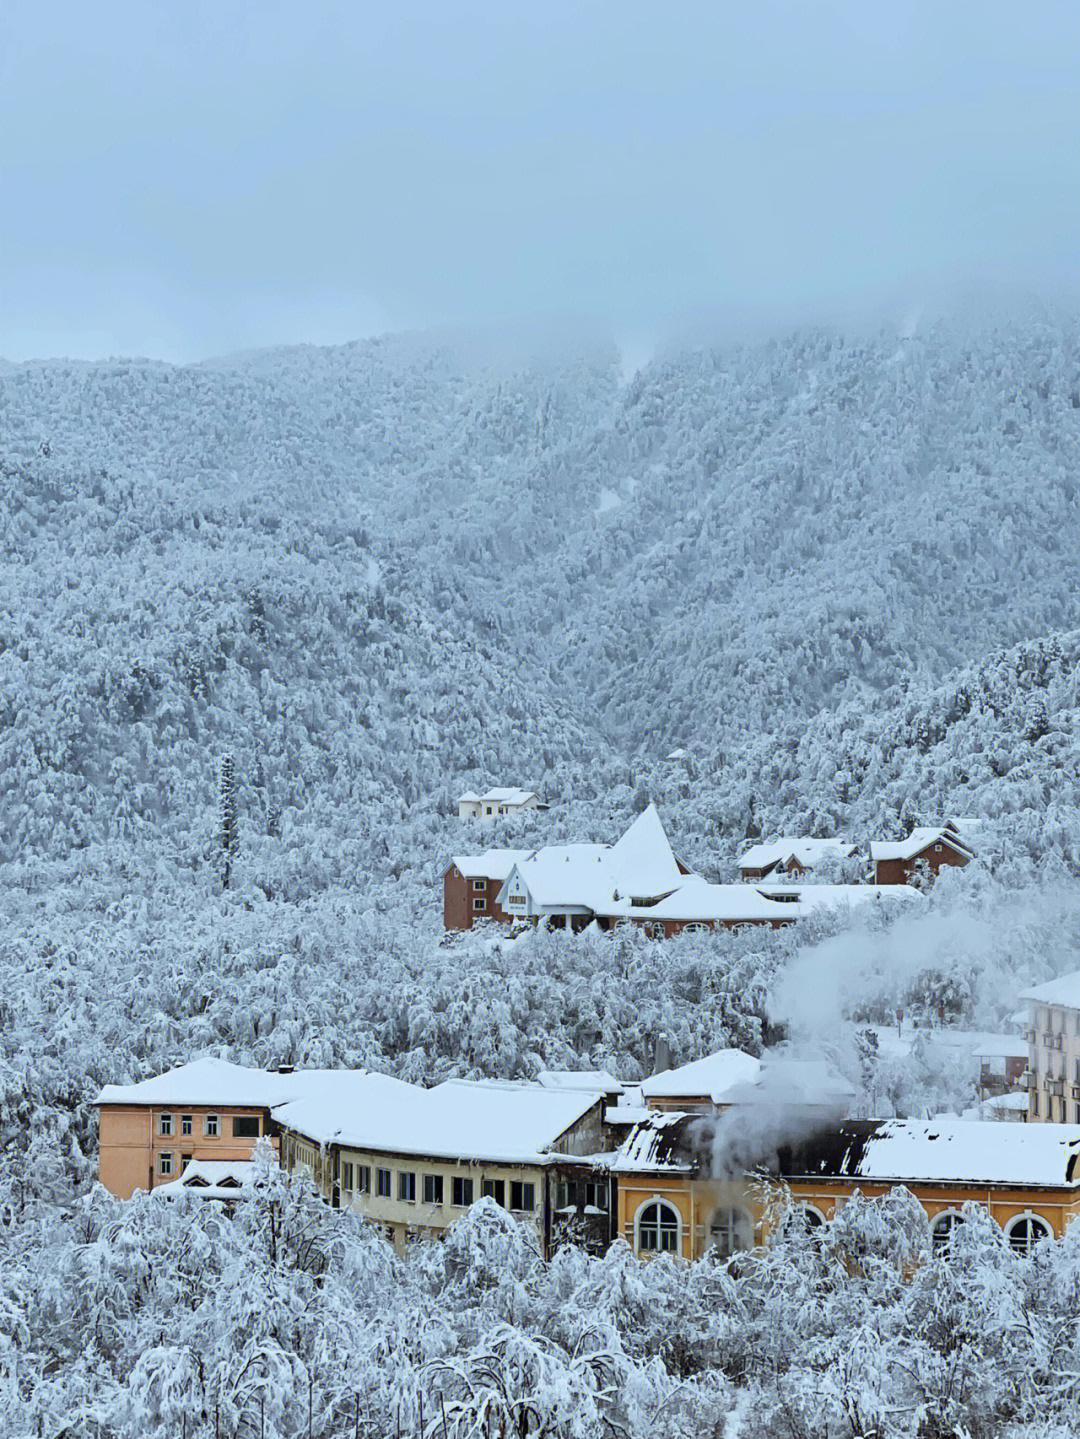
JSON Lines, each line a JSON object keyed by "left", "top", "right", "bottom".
{"left": 3, "top": 0, "right": 1080, "bottom": 363}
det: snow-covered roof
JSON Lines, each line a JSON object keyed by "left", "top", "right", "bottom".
{"left": 869, "top": 827, "right": 975, "bottom": 862}
{"left": 781, "top": 1119, "right": 1080, "bottom": 1187}
{"left": 95, "top": 1057, "right": 297, "bottom": 1109}
{"left": 923, "top": 1029, "right": 1028, "bottom": 1060}
{"left": 605, "top": 1104, "right": 652, "bottom": 1125}
{"left": 450, "top": 849, "right": 533, "bottom": 881}
{"left": 457, "top": 790, "right": 481, "bottom": 803}
{"left": 1019, "top": 970, "right": 1080, "bottom": 1009}
{"left": 268, "top": 1072, "right": 418, "bottom": 1144}
{"left": 499, "top": 806, "right": 685, "bottom": 915}
{"left": 754, "top": 884, "right": 925, "bottom": 914}
{"left": 94, "top": 1061, "right": 416, "bottom": 1133}
{"left": 725, "top": 1057, "right": 856, "bottom": 1108}
{"left": 156, "top": 1159, "right": 255, "bottom": 1198}
{"left": 611, "top": 1111, "right": 697, "bottom": 1173}
{"left": 321, "top": 1078, "right": 604, "bottom": 1165}
{"left": 739, "top": 838, "right": 857, "bottom": 871}
{"left": 641, "top": 1049, "right": 761, "bottom": 1103}
{"left": 982, "top": 1091, "right": 1030, "bottom": 1113}
{"left": 536, "top": 1069, "right": 623, "bottom": 1095}
{"left": 482, "top": 788, "right": 540, "bottom": 805}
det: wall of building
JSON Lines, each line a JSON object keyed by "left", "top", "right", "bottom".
{"left": 98, "top": 1104, "right": 276, "bottom": 1198}
{"left": 443, "top": 866, "right": 515, "bottom": 930}
{"left": 1027, "top": 1001, "right": 1080, "bottom": 1123}
{"left": 874, "top": 843, "right": 970, "bottom": 886}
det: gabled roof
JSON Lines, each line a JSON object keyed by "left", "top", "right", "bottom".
{"left": 449, "top": 849, "right": 534, "bottom": 881}
{"left": 482, "top": 788, "right": 540, "bottom": 805}
{"left": 641, "top": 1049, "right": 761, "bottom": 1103}
{"left": 606, "top": 804, "right": 684, "bottom": 896}
{"left": 155, "top": 1159, "right": 256, "bottom": 1198}
{"left": 869, "top": 827, "right": 975, "bottom": 862}
{"left": 457, "top": 790, "right": 481, "bottom": 803}
{"left": 94, "top": 1061, "right": 416, "bottom": 1129}
{"left": 778, "top": 1118, "right": 1080, "bottom": 1188}
{"left": 739, "top": 838, "right": 857, "bottom": 871}
{"left": 1019, "top": 969, "right": 1080, "bottom": 1009}
{"left": 95, "top": 1057, "right": 293, "bottom": 1109}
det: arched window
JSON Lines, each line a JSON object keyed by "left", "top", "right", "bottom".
{"left": 637, "top": 1200, "right": 680, "bottom": 1254}
{"left": 931, "top": 1211, "right": 965, "bottom": 1254}
{"left": 1006, "top": 1214, "right": 1051, "bottom": 1255}
{"left": 779, "top": 1203, "right": 826, "bottom": 1241}
{"left": 708, "top": 1206, "right": 754, "bottom": 1259}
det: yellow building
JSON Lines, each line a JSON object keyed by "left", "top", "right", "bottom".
{"left": 94, "top": 1059, "right": 414, "bottom": 1199}
{"left": 275, "top": 1077, "right": 613, "bottom": 1255}
{"left": 612, "top": 1112, "right": 1080, "bottom": 1259}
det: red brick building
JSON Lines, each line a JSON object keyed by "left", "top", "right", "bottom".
{"left": 443, "top": 850, "right": 532, "bottom": 930}
{"left": 869, "top": 825, "right": 974, "bottom": 886}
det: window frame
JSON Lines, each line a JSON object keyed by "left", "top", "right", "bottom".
{"left": 472, "top": 897, "right": 487, "bottom": 911}
{"left": 158, "top": 1152, "right": 174, "bottom": 1176}
{"left": 452, "top": 1175, "right": 474, "bottom": 1207}
{"left": 509, "top": 1180, "right": 535, "bottom": 1213}
{"left": 481, "top": 1178, "right": 505, "bottom": 1207}
{"left": 158, "top": 1113, "right": 173, "bottom": 1137}
{"left": 1005, "top": 1211, "right": 1052, "bottom": 1255}
{"left": 341, "top": 1161, "right": 354, "bottom": 1194}
{"left": 203, "top": 1114, "right": 220, "bottom": 1137}
{"left": 181, "top": 1114, "right": 193, "bottom": 1136}
{"left": 931, "top": 1209, "right": 966, "bottom": 1254}
{"left": 635, "top": 1198, "right": 681, "bottom": 1255}
{"left": 422, "top": 1174, "right": 444, "bottom": 1206}
{"left": 232, "top": 1115, "right": 261, "bottom": 1139}
{"left": 398, "top": 1171, "right": 416, "bottom": 1203}
{"left": 376, "top": 1167, "right": 392, "bottom": 1198}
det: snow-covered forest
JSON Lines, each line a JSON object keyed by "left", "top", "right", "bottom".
{"left": 6, "top": 314, "right": 1080, "bottom": 1433}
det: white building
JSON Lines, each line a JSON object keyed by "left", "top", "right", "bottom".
{"left": 457, "top": 788, "right": 548, "bottom": 821}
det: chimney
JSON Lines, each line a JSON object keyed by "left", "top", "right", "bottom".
{"left": 652, "top": 1034, "right": 672, "bottom": 1076}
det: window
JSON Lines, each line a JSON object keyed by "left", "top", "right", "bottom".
{"left": 158, "top": 1153, "right": 174, "bottom": 1176}
{"left": 558, "top": 1180, "right": 607, "bottom": 1211}
{"left": 341, "top": 1162, "right": 354, "bottom": 1193}
{"left": 1032, "top": 1092, "right": 1039, "bottom": 1116}
{"left": 181, "top": 1115, "right": 193, "bottom": 1136}
{"left": 356, "top": 1165, "right": 371, "bottom": 1194}
{"left": 779, "top": 1205, "right": 825, "bottom": 1242}
{"left": 203, "top": 1115, "right": 220, "bottom": 1137}
{"left": 637, "top": 1200, "right": 680, "bottom": 1253}
{"left": 233, "top": 1115, "right": 260, "bottom": 1138}
{"left": 398, "top": 1171, "right": 416, "bottom": 1203}
{"left": 158, "top": 1113, "right": 173, "bottom": 1136}
{"left": 1007, "top": 1214, "right": 1051, "bottom": 1255}
{"left": 1075, "top": 1012, "right": 1080, "bottom": 1037}
{"left": 423, "top": 1174, "right": 444, "bottom": 1205}
{"left": 473, "top": 897, "right": 487, "bottom": 911}
{"left": 473, "top": 879, "right": 487, "bottom": 891}
{"left": 180, "top": 1153, "right": 192, "bottom": 1171}
{"left": 485, "top": 806, "right": 493, "bottom": 815}
{"left": 509, "top": 1181, "right": 535, "bottom": 1212}
{"left": 933, "top": 843, "right": 943, "bottom": 853}
{"left": 377, "top": 1168, "right": 392, "bottom": 1198}
{"left": 482, "top": 1178, "right": 505, "bottom": 1207}
{"left": 452, "top": 1176, "right": 474, "bottom": 1207}
{"left": 708, "top": 1207, "right": 754, "bottom": 1259}
{"left": 931, "top": 1212, "right": 965, "bottom": 1254}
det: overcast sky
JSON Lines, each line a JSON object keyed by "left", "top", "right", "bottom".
{"left": 3, "top": 1, "right": 1080, "bottom": 363}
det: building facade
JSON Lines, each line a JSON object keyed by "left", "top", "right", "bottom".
{"left": 1019, "top": 972, "right": 1080, "bottom": 1124}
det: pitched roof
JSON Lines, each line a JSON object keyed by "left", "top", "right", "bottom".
{"left": 94, "top": 1060, "right": 417, "bottom": 1130}
{"left": 739, "top": 838, "right": 857, "bottom": 871}
{"left": 724, "top": 1057, "right": 857, "bottom": 1108}
{"left": 156, "top": 1159, "right": 256, "bottom": 1197}
{"left": 449, "top": 848, "right": 533, "bottom": 881}
{"left": 779, "top": 1118, "right": 1080, "bottom": 1187}
{"left": 869, "top": 827, "right": 975, "bottom": 862}
{"left": 1019, "top": 969, "right": 1080, "bottom": 1008}
{"left": 641, "top": 1049, "right": 761, "bottom": 1102}
{"left": 611, "top": 1111, "right": 698, "bottom": 1173}
{"left": 482, "top": 788, "right": 540, "bottom": 804}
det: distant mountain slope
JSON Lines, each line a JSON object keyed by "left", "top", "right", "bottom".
{"left": 5, "top": 316, "right": 1080, "bottom": 886}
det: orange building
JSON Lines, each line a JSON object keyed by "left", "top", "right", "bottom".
{"left": 612, "top": 1113, "right": 1080, "bottom": 1260}
{"left": 869, "top": 824, "right": 974, "bottom": 886}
